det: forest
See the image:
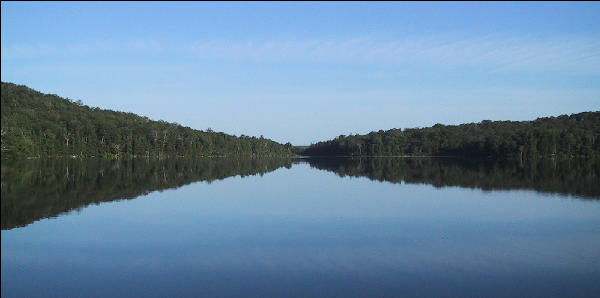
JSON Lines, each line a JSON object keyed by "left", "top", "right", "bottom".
{"left": 2, "top": 82, "right": 599, "bottom": 161}
{"left": 303, "top": 111, "right": 600, "bottom": 159}
{"left": 1, "top": 82, "right": 294, "bottom": 159}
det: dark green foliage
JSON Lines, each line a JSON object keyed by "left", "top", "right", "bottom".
{"left": 1, "top": 82, "right": 294, "bottom": 159}
{"left": 304, "top": 112, "right": 600, "bottom": 159}
{"left": 1, "top": 157, "right": 293, "bottom": 230}
{"left": 308, "top": 157, "right": 600, "bottom": 199}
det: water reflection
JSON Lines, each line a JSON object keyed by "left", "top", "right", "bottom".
{"left": 1, "top": 158, "right": 292, "bottom": 230}
{"left": 307, "top": 157, "right": 600, "bottom": 199}
{"left": 2, "top": 157, "right": 598, "bottom": 230}
{"left": 2, "top": 157, "right": 600, "bottom": 297}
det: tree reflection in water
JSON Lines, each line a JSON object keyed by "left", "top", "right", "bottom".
{"left": 2, "top": 157, "right": 598, "bottom": 230}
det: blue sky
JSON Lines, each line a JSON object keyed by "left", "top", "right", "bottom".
{"left": 2, "top": 2, "right": 599, "bottom": 145}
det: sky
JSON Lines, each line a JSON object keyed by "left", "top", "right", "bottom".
{"left": 2, "top": 2, "right": 599, "bottom": 145}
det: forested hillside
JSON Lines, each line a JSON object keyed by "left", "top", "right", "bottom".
{"left": 1, "top": 82, "right": 294, "bottom": 159}
{"left": 304, "top": 112, "right": 600, "bottom": 159}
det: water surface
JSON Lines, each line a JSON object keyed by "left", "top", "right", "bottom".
{"left": 2, "top": 157, "right": 599, "bottom": 297}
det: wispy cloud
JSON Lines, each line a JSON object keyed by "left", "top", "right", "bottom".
{"left": 2, "top": 35, "right": 599, "bottom": 74}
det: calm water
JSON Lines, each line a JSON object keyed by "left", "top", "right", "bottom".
{"left": 2, "top": 157, "right": 599, "bottom": 297}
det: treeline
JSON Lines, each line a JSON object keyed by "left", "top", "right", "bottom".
{"left": 1, "top": 82, "right": 294, "bottom": 159}
{"left": 1, "top": 157, "right": 293, "bottom": 230}
{"left": 308, "top": 157, "right": 600, "bottom": 199}
{"left": 303, "top": 112, "right": 600, "bottom": 159}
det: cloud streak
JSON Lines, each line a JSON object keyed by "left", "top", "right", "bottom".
{"left": 2, "top": 35, "right": 599, "bottom": 75}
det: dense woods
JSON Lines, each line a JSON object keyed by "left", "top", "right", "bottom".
{"left": 303, "top": 112, "right": 600, "bottom": 159}
{"left": 1, "top": 82, "right": 294, "bottom": 159}
{"left": 2, "top": 82, "right": 598, "bottom": 161}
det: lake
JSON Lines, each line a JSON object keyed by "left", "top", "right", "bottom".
{"left": 2, "top": 157, "right": 599, "bottom": 297}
